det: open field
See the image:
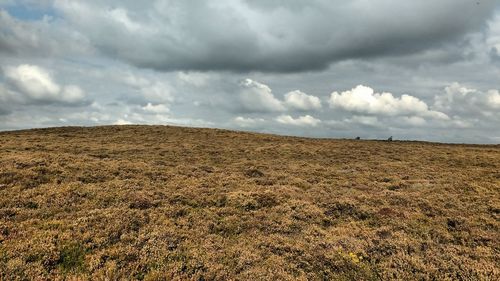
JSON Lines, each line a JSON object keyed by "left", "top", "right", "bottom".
{"left": 0, "top": 125, "right": 499, "bottom": 280}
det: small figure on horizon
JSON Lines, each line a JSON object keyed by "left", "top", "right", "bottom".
{"left": 387, "top": 136, "right": 393, "bottom": 141}
{"left": 355, "top": 136, "right": 360, "bottom": 140}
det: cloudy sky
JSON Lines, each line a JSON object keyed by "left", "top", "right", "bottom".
{"left": 1, "top": 0, "right": 499, "bottom": 143}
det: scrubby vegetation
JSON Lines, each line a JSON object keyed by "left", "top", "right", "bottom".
{"left": 0, "top": 125, "right": 499, "bottom": 280}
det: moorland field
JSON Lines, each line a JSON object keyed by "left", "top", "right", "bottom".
{"left": 0, "top": 125, "right": 499, "bottom": 280}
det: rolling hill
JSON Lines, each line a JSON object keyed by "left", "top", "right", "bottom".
{"left": 0, "top": 125, "right": 499, "bottom": 280}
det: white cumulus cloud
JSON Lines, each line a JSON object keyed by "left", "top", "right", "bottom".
{"left": 61, "top": 85, "right": 86, "bottom": 104}
{"left": 435, "top": 83, "right": 500, "bottom": 113}
{"left": 113, "top": 118, "right": 133, "bottom": 125}
{"left": 234, "top": 116, "right": 265, "bottom": 127}
{"left": 329, "top": 85, "right": 448, "bottom": 119}
{"left": 142, "top": 103, "right": 170, "bottom": 114}
{"left": 487, "top": 90, "right": 500, "bottom": 109}
{"left": 276, "top": 115, "right": 321, "bottom": 127}
{"left": 239, "top": 79, "right": 285, "bottom": 112}
{"left": 3, "top": 64, "right": 87, "bottom": 105}
{"left": 5, "top": 64, "right": 60, "bottom": 99}
{"left": 284, "top": 90, "right": 321, "bottom": 111}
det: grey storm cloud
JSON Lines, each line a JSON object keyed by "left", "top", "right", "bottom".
{"left": 0, "top": 108, "right": 10, "bottom": 115}
{"left": 51, "top": 0, "right": 497, "bottom": 72}
{"left": 491, "top": 47, "right": 500, "bottom": 63}
{"left": 0, "top": 9, "right": 91, "bottom": 58}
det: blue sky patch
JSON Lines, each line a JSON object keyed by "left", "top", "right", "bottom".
{"left": 2, "top": 3, "right": 57, "bottom": 21}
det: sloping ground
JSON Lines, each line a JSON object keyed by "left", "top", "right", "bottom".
{"left": 0, "top": 125, "right": 499, "bottom": 280}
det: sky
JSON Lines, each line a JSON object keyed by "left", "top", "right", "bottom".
{"left": 0, "top": 0, "right": 499, "bottom": 143}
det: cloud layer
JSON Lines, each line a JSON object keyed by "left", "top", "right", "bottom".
{"left": 0, "top": 1, "right": 499, "bottom": 143}
{"left": 2, "top": 1, "right": 494, "bottom": 72}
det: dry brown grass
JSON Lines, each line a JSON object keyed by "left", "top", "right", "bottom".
{"left": 0, "top": 125, "right": 499, "bottom": 280}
